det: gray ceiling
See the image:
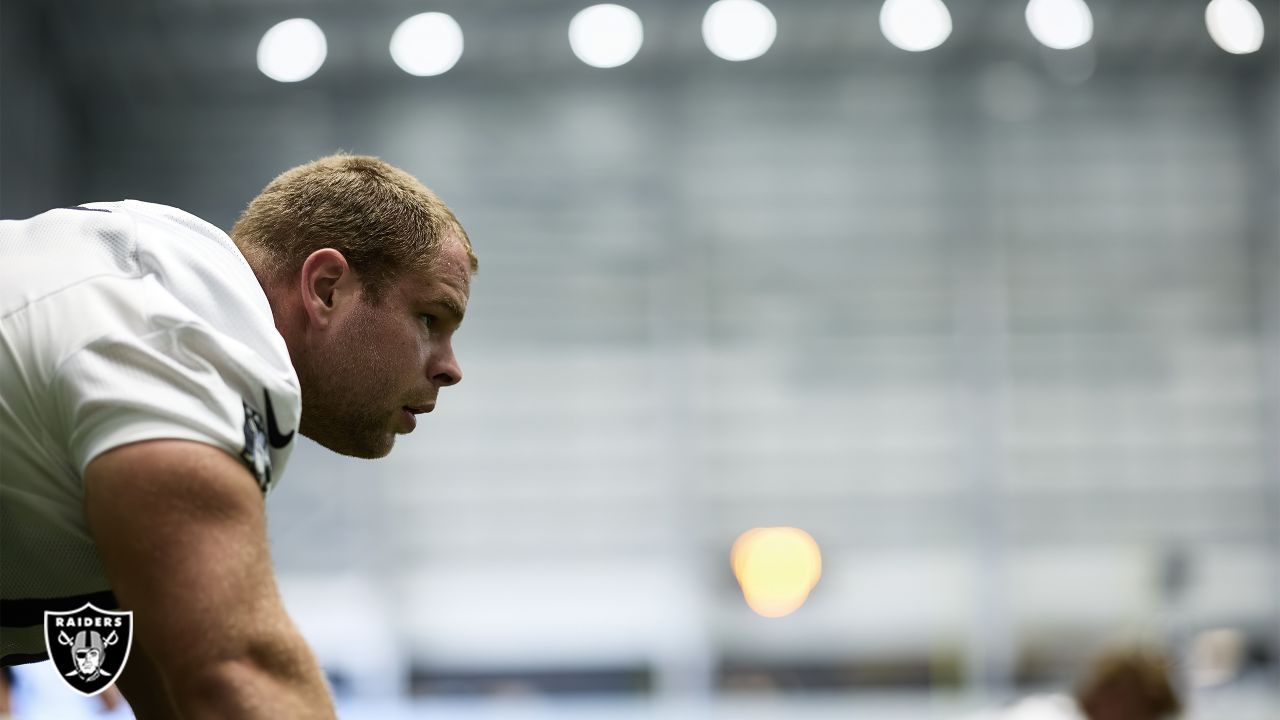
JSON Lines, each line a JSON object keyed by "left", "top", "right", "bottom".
{"left": 14, "top": 0, "right": 1278, "bottom": 104}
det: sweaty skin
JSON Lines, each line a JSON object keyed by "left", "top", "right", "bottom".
{"left": 86, "top": 440, "right": 336, "bottom": 719}
{"left": 279, "top": 236, "right": 471, "bottom": 458}
{"left": 85, "top": 239, "right": 473, "bottom": 718}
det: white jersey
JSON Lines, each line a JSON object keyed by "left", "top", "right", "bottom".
{"left": 0, "top": 201, "right": 301, "bottom": 665}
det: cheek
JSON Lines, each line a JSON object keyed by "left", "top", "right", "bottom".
{"left": 341, "top": 311, "right": 429, "bottom": 382}
{"left": 402, "top": 323, "right": 430, "bottom": 365}
{"left": 384, "top": 321, "right": 431, "bottom": 377}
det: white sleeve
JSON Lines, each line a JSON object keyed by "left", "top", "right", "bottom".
{"left": 50, "top": 321, "right": 295, "bottom": 494}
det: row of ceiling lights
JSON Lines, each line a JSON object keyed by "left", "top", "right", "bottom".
{"left": 258, "top": 0, "right": 1268, "bottom": 83}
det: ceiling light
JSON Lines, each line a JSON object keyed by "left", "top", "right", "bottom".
{"left": 1026, "top": 0, "right": 1094, "bottom": 50}
{"left": 1206, "top": 0, "right": 1265, "bottom": 54}
{"left": 703, "top": 0, "right": 778, "bottom": 62}
{"left": 257, "top": 19, "right": 327, "bottom": 83}
{"left": 569, "top": 4, "right": 644, "bottom": 68}
{"left": 390, "top": 13, "right": 464, "bottom": 77}
{"left": 880, "top": 0, "right": 954, "bottom": 52}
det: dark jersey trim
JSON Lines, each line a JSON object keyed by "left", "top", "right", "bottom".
{"left": 0, "top": 651, "right": 48, "bottom": 667}
{"left": 62, "top": 206, "right": 111, "bottom": 213}
{"left": 0, "top": 590, "right": 118, "bottom": 627}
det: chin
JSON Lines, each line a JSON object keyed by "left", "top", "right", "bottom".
{"left": 338, "top": 444, "right": 394, "bottom": 460}
{"left": 341, "top": 437, "right": 396, "bottom": 460}
{"left": 303, "top": 429, "right": 396, "bottom": 460}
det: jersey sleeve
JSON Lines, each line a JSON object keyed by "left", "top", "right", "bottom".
{"left": 50, "top": 319, "right": 297, "bottom": 495}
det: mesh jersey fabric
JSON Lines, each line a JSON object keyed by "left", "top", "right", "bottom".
{"left": 0, "top": 201, "right": 301, "bottom": 664}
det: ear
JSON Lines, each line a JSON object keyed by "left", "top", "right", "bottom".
{"left": 297, "top": 249, "right": 361, "bottom": 328}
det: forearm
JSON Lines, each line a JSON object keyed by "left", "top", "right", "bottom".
{"left": 167, "top": 636, "right": 335, "bottom": 720}
{"left": 84, "top": 442, "right": 337, "bottom": 719}
{"left": 115, "top": 645, "right": 179, "bottom": 720}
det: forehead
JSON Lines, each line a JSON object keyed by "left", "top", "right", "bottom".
{"left": 398, "top": 237, "right": 471, "bottom": 306}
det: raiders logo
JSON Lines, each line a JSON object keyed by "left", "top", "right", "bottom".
{"left": 43, "top": 604, "right": 134, "bottom": 697}
{"left": 241, "top": 398, "right": 272, "bottom": 492}
{"left": 241, "top": 390, "right": 294, "bottom": 493}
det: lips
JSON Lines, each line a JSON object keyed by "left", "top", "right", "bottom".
{"left": 403, "top": 404, "right": 435, "bottom": 415}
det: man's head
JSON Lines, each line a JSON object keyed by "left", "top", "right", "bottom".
{"left": 1075, "top": 645, "right": 1181, "bottom": 720}
{"left": 232, "top": 154, "right": 477, "bottom": 458}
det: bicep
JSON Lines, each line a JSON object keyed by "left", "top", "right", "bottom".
{"left": 84, "top": 439, "right": 290, "bottom": 679}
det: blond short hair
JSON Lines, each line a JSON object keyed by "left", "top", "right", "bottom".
{"left": 231, "top": 154, "right": 477, "bottom": 303}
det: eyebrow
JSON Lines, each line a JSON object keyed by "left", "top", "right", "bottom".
{"left": 426, "top": 295, "right": 467, "bottom": 323}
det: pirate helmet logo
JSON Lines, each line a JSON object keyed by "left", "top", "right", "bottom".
{"left": 43, "top": 603, "right": 133, "bottom": 696}
{"left": 241, "top": 398, "right": 272, "bottom": 492}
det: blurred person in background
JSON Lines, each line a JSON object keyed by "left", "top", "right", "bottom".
{"left": 1074, "top": 645, "right": 1182, "bottom": 720}
{"left": 976, "top": 644, "right": 1182, "bottom": 720}
{"left": 0, "top": 154, "right": 477, "bottom": 718}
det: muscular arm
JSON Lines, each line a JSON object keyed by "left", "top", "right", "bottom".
{"left": 112, "top": 643, "right": 177, "bottom": 718}
{"left": 84, "top": 439, "right": 335, "bottom": 719}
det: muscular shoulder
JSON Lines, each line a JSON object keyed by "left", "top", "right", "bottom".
{"left": 86, "top": 439, "right": 265, "bottom": 523}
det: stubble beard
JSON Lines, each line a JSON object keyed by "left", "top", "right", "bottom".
{"left": 295, "top": 331, "right": 397, "bottom": 459}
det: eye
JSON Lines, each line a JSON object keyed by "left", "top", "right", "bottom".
{"left": 420, "top": 314, "right": 437, "bottom": 328}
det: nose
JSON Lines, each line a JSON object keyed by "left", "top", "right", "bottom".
{"left": 430, "top": 339, "right": 462, "bottom": 387}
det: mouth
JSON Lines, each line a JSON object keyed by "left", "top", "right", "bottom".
{"left": 403, "top": 404, "right": 435, "bottom": 415}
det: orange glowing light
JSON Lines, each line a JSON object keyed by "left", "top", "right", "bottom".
{"left": 730, "top": 527, "right": 822, "bottom": 618}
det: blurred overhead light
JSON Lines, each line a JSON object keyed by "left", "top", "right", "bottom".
{"left": 731, "top": 527, "right": 822, "bottom": 618}
{"left": 703, "top": 0, "right": 777, "bottom": 62}
{"left": 1205, "top": 0, "right": 1265, "bottom": 54}
{"left": 569, "top": 4, "right": 644, "bottom": 68}
{"left": 390, "top": 13, "right": 464, "bottom": 77}
{"left": 257, "top": 18, "right": 327, "bottom": 83}
{"left": 879, "top": 0, "right": 953, "bottom": 52}
{"left": 1025, "top": 0, "right": 1094, "bottom": 50}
